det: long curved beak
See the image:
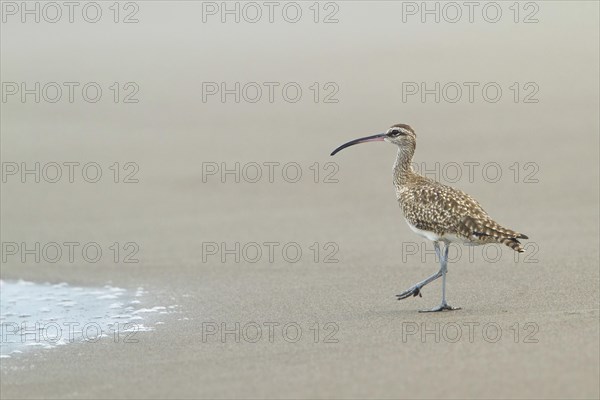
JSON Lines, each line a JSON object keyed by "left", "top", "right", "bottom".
{"left": 330, "top": 133, "right": 386, "bottom": 156}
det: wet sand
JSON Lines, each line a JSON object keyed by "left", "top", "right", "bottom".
{"left": 1, "top": 2, "right": 599, "bottom": 399}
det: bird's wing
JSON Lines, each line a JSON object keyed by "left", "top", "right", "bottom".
{"left": 401, "top": 180, "right": 527, "bottom": 247}
{"left": 400, "top": 180, "right": 488, "bottom": 236}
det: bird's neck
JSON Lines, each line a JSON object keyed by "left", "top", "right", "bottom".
{"left": 393, "top": 146, "right": 416, "bottom": 187}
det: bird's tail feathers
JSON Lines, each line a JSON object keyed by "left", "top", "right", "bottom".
{"left": 499, "top": 237, "right": 526, "bottom": 253}
{"left": 469, "top": 219, "right": 529, "bottom": 253}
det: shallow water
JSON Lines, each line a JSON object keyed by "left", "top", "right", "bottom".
{"left": 0, "top": 280, "right": 159, "bottom": 358}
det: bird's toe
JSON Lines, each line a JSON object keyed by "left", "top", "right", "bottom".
{"left": 396, "top": 286, "right": 421, "bottom": 300}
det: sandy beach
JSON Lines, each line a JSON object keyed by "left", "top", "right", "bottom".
{"left": 1, "top": 2, "right": 599, "bottom": 399}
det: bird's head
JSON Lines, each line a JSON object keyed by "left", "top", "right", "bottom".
{"left": 330, "top": 123, "right": 416, "bottom": 156}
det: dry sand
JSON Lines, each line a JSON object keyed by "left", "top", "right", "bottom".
{"left": 1, "top": 2, "right": 599, "bottom": 399}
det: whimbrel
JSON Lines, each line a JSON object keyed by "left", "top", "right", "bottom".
{"left": 330, "top": 124, "right": 528, "bottom": 312}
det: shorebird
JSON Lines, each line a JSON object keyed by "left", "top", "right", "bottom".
{"left": 330, "top": 123, "right": 528, "bottom": 312}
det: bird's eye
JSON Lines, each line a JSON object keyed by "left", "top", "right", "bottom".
{"left": 389, "top": 130, "right": 401, "bottom": 137}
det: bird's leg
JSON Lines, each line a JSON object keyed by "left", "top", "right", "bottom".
{"left": 396, "top": 242, "right": 444, "bottom": 300}
{"left": 419, "top": 242, "right": 461, "bottom": 312}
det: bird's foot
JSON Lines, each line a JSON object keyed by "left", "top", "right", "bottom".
{"left": 396, "top": 285, "right": 423, "bottom": 300}
{"left": 418, "top": 303, "right": 461, "bottom": 313}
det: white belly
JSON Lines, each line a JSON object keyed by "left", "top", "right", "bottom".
{"left": 405, "top": 220, "right": 480, "bottom": 245}
{"left": 406, "top": 221, "right": 441, "bottom": 241}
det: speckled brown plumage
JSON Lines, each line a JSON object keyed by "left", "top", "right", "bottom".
{"left": 330, "top": 122, "right": 529, "bottom": 309}
{"left": 391, "top": 124, "right": 528, "bottom": 252}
